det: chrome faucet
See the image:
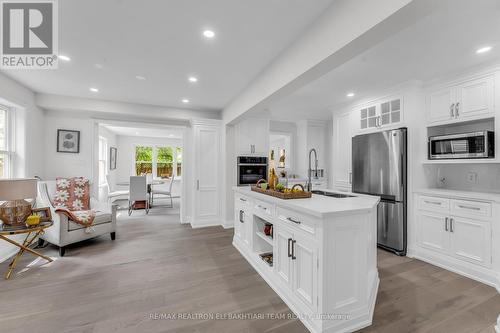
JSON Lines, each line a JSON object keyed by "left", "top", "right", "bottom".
{"left": 307, "top": 148, "right": 318, "bottom": 192}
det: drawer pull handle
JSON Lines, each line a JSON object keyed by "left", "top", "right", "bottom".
{"left": 424, "top": 200, "right": 441, "bottom": 205}
{"left": 257, "top": 205, "right": 267, "bottom": 210}
{"left": 457, "top": 205, "right": 481, "bottom": 211}
{"left": 287, "top": 217, "right": 301, "bottom": 224}
{"left": 239, "top": 198, "right": 247, "bottom": 202}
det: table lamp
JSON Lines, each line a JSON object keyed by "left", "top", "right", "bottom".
{"left": 0, "top": 178, "right": 38, "bottom": 226}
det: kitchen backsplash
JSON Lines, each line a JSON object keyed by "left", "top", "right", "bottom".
{"left": 430, "top": 164, "right": 500, "bottom": 193}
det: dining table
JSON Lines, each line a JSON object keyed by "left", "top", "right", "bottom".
{"left": 116, "top": 179, "right": 167, "bottom": 207}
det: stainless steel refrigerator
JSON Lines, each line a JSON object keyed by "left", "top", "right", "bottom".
{"left": 352, "top": 128, "right": 407, "bottom": 255}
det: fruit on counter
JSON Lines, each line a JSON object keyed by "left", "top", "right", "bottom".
{"left": 275, "top": 183, "right": 285, "bottom": 192}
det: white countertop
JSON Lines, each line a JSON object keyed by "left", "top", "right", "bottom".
{"left": 414, "top": 188, "right": 500, "bottom": 203}
{"left": 234, "top": 186, "right": 380, "bottom": 218}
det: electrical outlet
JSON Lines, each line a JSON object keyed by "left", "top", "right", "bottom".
{"left": 467, "top": 172, "right": 478, "bottom": 184}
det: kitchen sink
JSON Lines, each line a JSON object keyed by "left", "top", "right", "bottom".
{"left": 311, "top": 190, "right": 355, "bottom": 198}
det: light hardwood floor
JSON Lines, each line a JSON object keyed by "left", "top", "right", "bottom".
{"left": 0, "top": 201, "right": 498, "bottom": 333}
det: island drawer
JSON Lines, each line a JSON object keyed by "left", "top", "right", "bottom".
{"left": 450, "top": 199, "right": 491, "bottom": 220}
{"left": 253, "top": 199, "right": 274, "bottom": 221}
{"left": 276, "top": 207, "right": 317, "bottom": 236}
{"left": 418, "top": 195, "right": 450, "bottom": 213}
{"left": 235, "top": 193, "right": 252, "bottom": 208}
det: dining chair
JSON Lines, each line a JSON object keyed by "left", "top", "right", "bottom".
{"left": 152, "top": 175, "right": 174, "bottom": 208}
{"left": 128, "top": 176, "right": 149, "bottom": 215}
{"left": 106, "top": 174, "right": 129, "bottom": 204}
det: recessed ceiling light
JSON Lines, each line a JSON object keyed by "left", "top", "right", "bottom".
{"left": 135, "top": 75, "right": 146, "bottom": 80}
{"left": 135, "top": 132, "right": 140, "bottom": 135}
{"left": 182, "top": 99, "right": 190, "bottom": 104}
{"left": 476, "top": 46, "right": 492, "bottom": 54}
{"left": 347, "top": 92, "right": 355, "bottom": 97}
{"left": 203, "top": 30, "right": 215, "bottom": 38}
{"left": 58, "top": 54, "right": 71, "bottom": 61}
{"left": 188, "top": 76, "right": 198, "bottom": 83}
{"left": 168, "top": 134, "right": 174, "bottom": 138}
{"left": 89, "top": 87, "right": 99, "bottom": 93}
{"left": 94, "top": 64, "right": 103, "bottom": 69}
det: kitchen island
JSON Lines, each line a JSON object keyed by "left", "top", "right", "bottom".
{"left": 233, "top": 186, "right": 380, "bottom": 333}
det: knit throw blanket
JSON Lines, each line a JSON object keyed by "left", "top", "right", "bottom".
{"left": 52, "top": 177, "right": 96, "bottom": 227}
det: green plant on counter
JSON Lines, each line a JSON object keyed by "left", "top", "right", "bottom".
{"left": 275, "top": 183, "right": 285, "bottom": 192}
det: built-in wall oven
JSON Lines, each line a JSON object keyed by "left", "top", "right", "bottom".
{"left": 237, "top": 156, "right": 268, "bottom": 186}
{"left": 429, "top": 131, "right": 494, "bottom": 159}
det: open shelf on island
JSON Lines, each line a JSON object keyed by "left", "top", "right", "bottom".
{"left": 253, "top": 214, "right": 273, "bottom": 266}
{"left": 256, "top": 231, "right": 273, "bottom": 246}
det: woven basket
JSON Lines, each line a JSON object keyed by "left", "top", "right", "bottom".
{"left": 251, "top": 180, "right": 311, "bottom": 200}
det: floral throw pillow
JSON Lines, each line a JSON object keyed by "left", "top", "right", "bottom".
{"left": 53, "top": 177, "right": 91, "bottom": 211}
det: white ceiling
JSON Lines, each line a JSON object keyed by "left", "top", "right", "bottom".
{"left": 102, "top": 125, "right": 183, "bottom": 139}
{"left": 1, "top": 0, "right": 334, "bottom": 112}
{"left": 269, "top": 0, "right": 500, "bottom": 120}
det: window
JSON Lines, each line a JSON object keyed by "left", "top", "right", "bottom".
{"left": 176, "top": 147, "right": 182, "bottom": 176}
{"left": 135, "top": 146, "right": 153, "bottom": 176}
{"left": 135, "top": 145, "right": 182, "bottom": 178}
{"left": 0, "top": 106, "right": 12, "bottom": 179}
{"left": 98, "top": 136, "right": 107, "bottom": 185}
{"left": 156, "top": 147, "right": 173, "bottom": 178}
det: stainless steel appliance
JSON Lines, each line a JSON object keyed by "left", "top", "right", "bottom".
{"left": 352, "top": 128, "right": 407, "bottom": 255}
{"left": 237, "top": 156, "right": 268, "bottom": 186}
{"left": 429, "top": 131, "right": 494, "bottom": 159}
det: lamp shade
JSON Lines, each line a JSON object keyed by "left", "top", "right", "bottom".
{"left": 0, "top": 178, "right": 38, "bottom": 201}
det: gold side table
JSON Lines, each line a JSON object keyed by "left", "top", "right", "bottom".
{"left": 0, "top": 221, "right": 53, "bottom": 279}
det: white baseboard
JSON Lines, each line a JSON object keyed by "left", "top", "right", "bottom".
{"left": 496, "top": 315, "right": 500, "bottom": 333}
{"left": 190, "top": 220, "right": 223, "bottom": 229}
{"left": 222, "top": 220, "right": 234, "bottom": 229}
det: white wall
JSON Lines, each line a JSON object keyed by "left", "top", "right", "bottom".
{"left": 0, "top": 72, "right": 45, "bottom": 262}
{"left": 43, "top": 111, "right": 95, "bottom": 181}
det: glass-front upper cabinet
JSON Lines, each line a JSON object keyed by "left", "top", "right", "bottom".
{"left": 358, "top": 97, "right": 403, "bottom": 131}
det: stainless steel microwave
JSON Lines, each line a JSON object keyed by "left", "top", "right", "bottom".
{"left": 237, "top": 156, "right": 268, "bottom": 186}
{"left": 429, "top": 131, "right": 494, "bottom": 159}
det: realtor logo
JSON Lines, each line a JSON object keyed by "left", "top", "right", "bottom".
{"left": 1, "top": 0, "right": 58, "bottom": 69}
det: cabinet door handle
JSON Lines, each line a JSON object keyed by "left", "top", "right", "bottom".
{"left": 450, "top": 103, "right": 455, "bottom": 118}
{"left": 291, "top": 240, "right": 296, "bottom": 260}
{"left": 196, "top": 180, "right": 200, "bottom": 190}
{"left": 444, "top": 217, "right": 449, "bottom": 231}
{"left": 239, "top": 210, "right": 244, "bottom": 223}
{"left": 288, "top": 238, "right": 292, "bottom": 257}
{"left": 287, "top": 217, "right": 301, "bottom": 224}
{"left": 457, "top": 204, "right": 480, "bottom": 211}
{"left": 349, "top": 172, "right": 352, "bottom": 184}
{"left": 455, "top": 102, "right": 460, "bottom": 118}
{"left": 450, "top": 218, "right": 454, "bottom": 232}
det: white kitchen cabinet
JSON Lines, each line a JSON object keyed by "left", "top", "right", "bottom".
{"left": 427, "top": 88, "right": 455, "bottom": 123}
{"left": 235, "top": 118, "right": 270, "bottom": 156}
{"left": 414, "top": 191, "right": 498, "bottom": 288}
{"left": 417, "top": 210, "right": 449, "bottom": 253}
{"left": 449, "top": 216, "right": 491, "bottom": 267}
{"left": 292, "top": 231, "right": 318, "bottom": 311}
{"left": 426, "top": 75, "right": 494, "bottom": 124}
{"left": 192, "top": 121, "right": 221, "bottom": 227}
{"left": 296, "top": 120, "right": 329, "bottom": 181}
{"left": 358, "top": 97, "right": 403, "bottom": 131}
{"left": 274, "top": 225, "right": 294, "bottom": 290}
{"left": 234, "top": 203, "right": 251, "bottom": 246}
{"left": 333, "top": 111, "right": 352, "bottom": 190}
{"left": 274, "top": 224, "right": 318, "bottom": 311}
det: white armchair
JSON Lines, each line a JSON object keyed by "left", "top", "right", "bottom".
{"left": 36, "top": 180, "right": 117, "bottom": 257}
